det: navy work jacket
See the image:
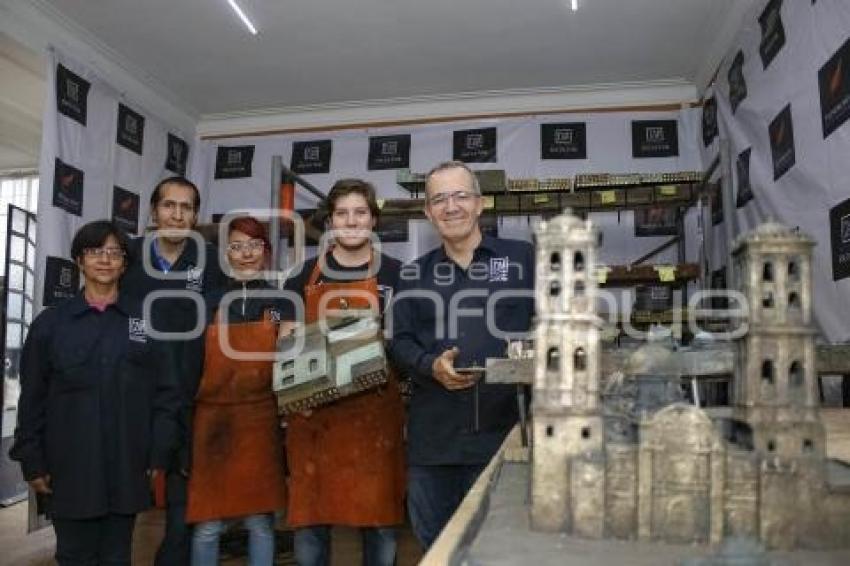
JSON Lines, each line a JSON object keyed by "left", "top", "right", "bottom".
{"left": 389, "top": 235, "right": 534, "bottom": 465}
{"left": 10, "top": 292, "right": 181, "bottom": 519}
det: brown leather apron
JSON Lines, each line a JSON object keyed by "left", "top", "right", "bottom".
{"left": 186, "top": 312, "right": 287, "bottom": 523}
{"left": 285, "top": 255, "right": 405, "bottom": 527}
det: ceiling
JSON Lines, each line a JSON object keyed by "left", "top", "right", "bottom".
{"left": 43, "top": 0, "right": 737, "bottom": 116}
{"left": 1, "top": 0, "right": 743, "bottom": 171}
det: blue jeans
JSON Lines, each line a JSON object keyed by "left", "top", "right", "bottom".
{"left": 406, "top": 464, "right": 485, "bottom": 549}
{"left": 294, "top": 525, "right": 396, "bottom": 566}
{"left": 191, "top": 513, "right": 275, "bottom": 566}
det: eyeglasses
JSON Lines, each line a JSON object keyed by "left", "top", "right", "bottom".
{"left": 227, "top": 239, "right": 266, "bottom": 253}
{"left": 83, "top": 247, "right": 126, "bottom": 259}
{"left": 426, "top": 190, "right": 480, "bottom": 208}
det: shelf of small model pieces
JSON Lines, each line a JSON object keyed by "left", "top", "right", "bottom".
{"left": 375, "top": 183, "right": 697, "bottom": 220}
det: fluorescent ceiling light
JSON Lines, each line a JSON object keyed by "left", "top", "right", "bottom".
{"left": 226, "top": 0, "right": 258, "bottom": 35}
{"left": 571, "top": 0, "right": 578, "bottom": 11}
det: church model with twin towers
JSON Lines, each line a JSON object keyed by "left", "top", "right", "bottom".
{"left": 528, "top": 210, "right": 850, "bottom": 550}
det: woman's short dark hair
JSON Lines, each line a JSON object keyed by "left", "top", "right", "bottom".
{"left": 150, "top": 176, "right": 200, "bottom": 210}
{"left": 326, "top": 178, "right": 380, "bottom": 220}
{"left": 70, "top": 220, "right": 130, "bottom": 263}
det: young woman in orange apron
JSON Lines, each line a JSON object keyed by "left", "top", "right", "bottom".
{"left": 283, "top": 180, "right": 405, "bottom": 566}
{"left": 186, "top": 217, "right": 287, "bottom": 566}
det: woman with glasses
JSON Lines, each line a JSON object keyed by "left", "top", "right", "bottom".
{"left": 10, "top": 220, "right": 181, "bottom": 566}
{"left": 185, "top": 216, "right": 287, "bottom": 566}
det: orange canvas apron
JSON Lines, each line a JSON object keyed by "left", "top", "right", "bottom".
{"left": 186, "top": 312, "right": 287, "bottom": 523}
{"left": 285, "top": 256, "right": 405, "bottom": 527}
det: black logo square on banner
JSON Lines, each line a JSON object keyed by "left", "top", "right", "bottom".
{"left": 632, "top": 120, "right": 678, "bottom": 158}
{"left": 116, "top": 104, "right": 145, "bottom": 155}
{"left": 829, "top": 197, "right": 850, "bottom": 281}
{"left": 291, "top": 140, "right": 332, "bottom": 174}
{"left": 43, "top": 256, "right": 79, "bottom": 307}
{"left": 453, "top": 127, "right": 497, "bottom": 163}
{"left": 759, "top": 0, "right": 786, "bottom": 70}
{"left": 214, "top": 145, "right": 255, "bottom": 179}
{"left": 541, "top": 123, "right": 587, "bottom": 160}
{"left": 112, "top": 186, "right": 140, "bottom": 234}
{"left": 736, "top": 147, "right": 754, "bottom": 208}
{"left": 769, "top": 104, "right": 796, "bottom": 180}
{"left": 165, "top": 134, "right": 189, "bottom": 175}
{"left": 368, "top": 135, "right": 411, "bottom": 170}
{"left": 634, "top": 207, "right": 678, "bottom": 237}
{"left": 818, "top": 36, "right": 850, "bottom": 138}
{"left": 56, "top": 64, "right": 91, "bottom": 126}
{"left": 702, "top": 97, "right": 718, "bottom": 147}
{"left": 728, "top": 51, "right": 748, "bottom": 114}
{"left": 52, "top": 158, "right": 83, "bottom": 216}
{"left": 376, "top": 217, "right": 409, "bottom": 243}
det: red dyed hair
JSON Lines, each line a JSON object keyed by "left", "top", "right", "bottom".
{"left": 228, "top": 216, "right": 270, "bottom": 251}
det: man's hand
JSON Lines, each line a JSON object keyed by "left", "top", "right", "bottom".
{"left": 432, "top": 347, "right": 478, "bottom": 390}
{"left": 29, "top": 475, "right": 52, "bottom": 495}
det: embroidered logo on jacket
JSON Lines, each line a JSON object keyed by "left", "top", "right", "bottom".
{"left": 129, "top": 318, "right": 147, "bottom": 343}
{"left": 489, "top": 257, "right": 510, "bottom": 282}
{"left": 186, "top": 266, "right": 203, "bottom": 292}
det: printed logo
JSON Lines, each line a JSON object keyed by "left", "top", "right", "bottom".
{"left": 214, "top": 145, "right": 254, "bottom": 179}
{"left": 112, "top": 186, "right": 140, "bottom": 234}
{"left": 117, "top": 104, "right": 145, "bottom": 155}
{"left": 52, "top": 158, "right": 84, "bottom": 216}
{"left": 489, "top": 257, "right": 510, "bottom": 282}
{"left": 128, "top": 318, "right": 147, "bottom": 343}
{"left": 632, "top": 120, "right": 678, "bottom": 158}
{"left": 304, "top": 146, "right": 320, "bottom": 161}
{"left": 736, "top": 148, "right": 754, "bottom": 208}
{"left": 829, "top": 197, "right": 850, "bottom": 281}
{"left": 728, "top": 51, "right": 748, "bottom": 113}
{"left": 368, "top": 134, "right": 410, "bottom": 170}
{"left": 165, "top": 134, "right": 189, "bottom": 175}
{"left": 59, "top": 267, "right": 74, "bottom": 289}
{"left": 291, "top": 140, "right": 332, "bottom": 174}
{"left": 702, "top": 96, "right": 718, "bottom": 146}
{"left": 646, "top": 127, "right": 665, "bottom": 143}
{"left": 453, "top": 127, "right": 497, "bottom": 163}
{"left": 541, "top": 123, "right": 586, "bottom": 160}
{"left": 43, "top": 256, "right": 79, "bottom": 307}
{"left": 769, "top": 104, "right": 796, "bottom": 181}
{"left": 554, "top": 129, "right": 573, "bottom": 144}
{"left": 466, "top": 133, "right": 484, "bottom": 149}
{"left": 819, "top": 36, "right": 850, "bottom": 138}
{"left": 842, "top": 214, "right": 850, "bottom": 244}
{"left": 759, "top": 0, "right": 786, "bottom": 69}
{"left": 56, "top": 64, "right": 91, "bottom": 125}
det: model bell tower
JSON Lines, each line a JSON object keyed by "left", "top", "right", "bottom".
{"left": 531, "top": 210, "right": 605, "bottom": 536}
{"left": 731, "top": 222, "right": 825, "bottom": 549}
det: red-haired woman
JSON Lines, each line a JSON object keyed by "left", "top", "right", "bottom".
{"left": 185, "top": 216, "right": 287, "bottom": 566}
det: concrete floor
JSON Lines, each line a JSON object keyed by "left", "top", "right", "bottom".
{"left": 0, "top": 503, "right": 424, "bottom": 565}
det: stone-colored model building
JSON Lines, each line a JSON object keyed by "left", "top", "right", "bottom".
{"left": 530, "top": 213, "right": 850, "bottom": 550}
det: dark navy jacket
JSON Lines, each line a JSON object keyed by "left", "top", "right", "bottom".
{"left": 10, "top": 292, "right": 181, "bottom": 519}
{"left": 120, "top": 235, "right": 226, "bottom": 492}
{"left": 389, "top": 235, "right": 534, "bottom": 465}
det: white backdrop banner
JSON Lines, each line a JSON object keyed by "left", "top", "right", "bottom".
{"left": 701, "top": 0, "right": 850, "bottom": 342}
{"left": 36, "top": 49, "right": 194, "bottom": 310}
{"left": 197, "top": 108, "right": 705, "bottom": 282}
